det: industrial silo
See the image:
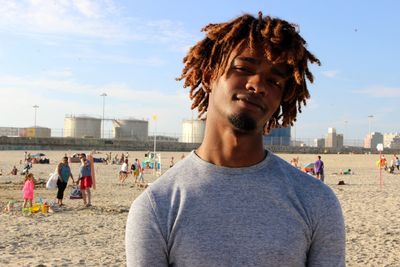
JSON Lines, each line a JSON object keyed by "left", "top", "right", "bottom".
{"left": 181, "top": 119, "right": 205, "bottom": 143}
{"left": 112, "top": 119, "right": 148, "bottom": 141}
{"left": 19, "top": 127, "right": 51, "bottom": 138}
{"left": 64, "top": 115, "right": 101, "bottom": 138}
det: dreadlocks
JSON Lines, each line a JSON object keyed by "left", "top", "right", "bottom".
{"left": 177, "top": 11, "right": 320, "bottom": 132}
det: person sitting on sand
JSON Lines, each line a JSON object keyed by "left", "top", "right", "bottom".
{"left": 10, "top": 166, "right": 18, "bottom": 175}
{"left": 290, "top": 157, "right": 299, "bottom": 168}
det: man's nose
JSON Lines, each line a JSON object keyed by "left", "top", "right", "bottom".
{"left": 245, "top": 75, "right": 266, "bottom": 95}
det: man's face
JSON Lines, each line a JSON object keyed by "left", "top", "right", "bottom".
{"left": 208, "top": 45, "right": 289, "bottom": 133}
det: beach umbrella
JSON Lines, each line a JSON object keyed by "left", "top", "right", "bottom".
{"left": 304, "top": 162, "right": 315, "bottom": 168}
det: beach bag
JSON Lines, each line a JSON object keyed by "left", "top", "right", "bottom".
{"left": 69, "top": 185, "right": 83, "bottom": 199}
{"left": 46, "top": 172, "right": 59, "bottom": 190}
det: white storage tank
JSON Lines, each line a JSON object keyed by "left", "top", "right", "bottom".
{"left": 112, "top": 119, "right": 148, "bottom": 141}
{"left": 64, "top": 115, "right": 101, "bottom": 138}
{"left": 181, "top": 119, "right": 205, "bottom": 143}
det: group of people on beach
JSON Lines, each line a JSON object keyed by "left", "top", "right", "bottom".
{"left": 119, "top": 158, "right": 145, "bottom": 185}
{"left": 379, "top": 154, "right": 400, "bottom": 174}
{"left": 21, "top": 152, "right": 94, "bottom": 209}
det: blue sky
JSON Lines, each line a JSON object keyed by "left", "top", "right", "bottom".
{"left": 0, "top": 0, "right": 399, "bottom": 141}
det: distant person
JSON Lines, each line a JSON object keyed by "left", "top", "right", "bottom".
{"left": 169, "top": 156, "right": 174, "bottom": 168}
{"left": 380, "top": 155, "right": 387, "bottom": 170}
{"left": 396, "top": 156, "right": 400, "bottom": 171}
{"left": 137, "top": 161, "right": 145, "bottom": 185}
{"left": 0, "top": 169, "right": 2, "bottom": 176}
{"left": 120, "top": 159, "right": 129, "bottom": 183}
{"left": 22, "top": 173, "right": 35, "bottom": 208}
{"left": 133, "top": 158, "right": 140, "bottom": 183}
{"left": 315, "top": 155, "right": 325, "bottom": 182}
{"left": 10, "top": 166, "right": 18, "bottom": 175}
{"left": 77, "top": 153, "right": 92, "bottom": 207}
{"left": 56, "top": 156, "right": 74, "bottom": 206}
{"left": 126, "top": 12, "right": 344, "bottom": 266}
{"left": 290, "top": 157, "right": 299, "bottom": 168}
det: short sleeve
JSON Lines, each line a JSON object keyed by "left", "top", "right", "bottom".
{"left": 307, "top": 192, "right": 345, "bottom": 266}
{"left": 125, "top": 191, "right": 169, "bottom": 267}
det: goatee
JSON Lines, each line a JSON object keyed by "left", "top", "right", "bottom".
{"left": 228, "top": 113, "right": 257, "bottom": 132}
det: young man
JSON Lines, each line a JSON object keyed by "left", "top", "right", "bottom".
{"left": 126, "top": 12, "right": 345, "bottom": 266}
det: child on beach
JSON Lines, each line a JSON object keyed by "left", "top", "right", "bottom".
{"left": 22, "top": 173, "right": 35, "bottom": 208}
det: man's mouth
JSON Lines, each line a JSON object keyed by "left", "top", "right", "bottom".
{"left": 234, "top": 94, "right": 265, "bottom": 112}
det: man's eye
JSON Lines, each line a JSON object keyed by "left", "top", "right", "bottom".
{"left": 267, "top": 79, "right": 282, "bottom": 88}
{"left": 233, "top": 66, "right": 252, "bottom": 73}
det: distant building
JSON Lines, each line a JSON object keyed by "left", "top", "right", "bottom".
{"left": 337, "top": 134, "right": 344, "bottom": 148}
{"left": 263, "top": 127, "right": 291, "bottom": 146}
{"left": 181, "top": 119, "right": 206, "bottom": 143}
{"left": 384, "top": 133, "right": 400, "bottom": 148}
{"left": 364, "top": 132, "right": 383, "bottom": 150}
{"left": 19, "top": 126, "right": 51, "bottom": 138}
{"left": 389, "top": 136, "right": 400, "bottom": 149}
{"left": 314, "top": 138, "right": 325, "bottom": 148}
{"left": 324, "top": 128, "right": 343, "bottom": 149}
{"left": 0, "top": 127, "right": 20, "bottom": 137}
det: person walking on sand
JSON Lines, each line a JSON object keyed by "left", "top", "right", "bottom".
{"left": 77, "top": 153, "right": 92, "bottom": 207}
{"left": 22, "top": 173, "right": 35, "bottom": 208}
{"left": 126, "top": 11, "right": 345, "bottom": 266}
{"left": 133, "top": 158, "right": 140, "bottom": 183}
{"left": 120, "top": 158, "right": 129, "bottom": 184}
{"left": 315, "top": 155, "right": 325, "bottom": 182}
{"left": 56, "top": 156, "right": 74, "bottom": 206}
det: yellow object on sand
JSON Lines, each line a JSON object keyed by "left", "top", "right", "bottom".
{"left": 31, "top": 203, "right": 41, "bottom": 213}
{"left": 41, "top": 204, "right": 49, "bottom": 213}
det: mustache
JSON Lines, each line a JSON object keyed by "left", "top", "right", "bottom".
{"left": 234, "top": 93, "right": 266, "bottom": 111}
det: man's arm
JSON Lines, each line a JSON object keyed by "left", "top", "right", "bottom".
{"left": 125, "top": 191, "right": 168, "bottom": 267}
{"left": 307, "top": 192, "right": 345, "bottom": 266}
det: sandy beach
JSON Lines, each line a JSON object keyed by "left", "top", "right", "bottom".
{"left": 1, "top": 150, "right": 399, "bottom": 266}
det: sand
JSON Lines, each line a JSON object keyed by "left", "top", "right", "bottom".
{"left": 1, "top": 150, "right": 400, "bottom": 266}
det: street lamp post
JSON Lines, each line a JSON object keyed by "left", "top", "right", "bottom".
{"left": 100, "top": 93, "right": 107, "bottom": 138}
{"left": 33, "top": 105, "right": 39, "bottom": 128}
{"left": 368, "top": 115, "right": 374, "bottom": 148}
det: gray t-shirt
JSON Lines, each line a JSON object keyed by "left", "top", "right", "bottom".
{"left": 126, "top": 151, "right": 345, "bottom": 267}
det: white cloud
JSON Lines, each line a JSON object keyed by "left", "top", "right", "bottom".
{"left": 0, "top": 0, "right": 196, "bottom": 50}
{"left": 63, "top": 52, "right": 166, "bottom": 66}
{"left": 321, "top": 70, "right": 339, "bottom": 78}
{"left": 353, "top": 86, "right": 400, "bottom": 98}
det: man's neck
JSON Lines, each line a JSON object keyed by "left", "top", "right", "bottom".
{"left": 196, "top": 125, "right": 266, "bottom": 168}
